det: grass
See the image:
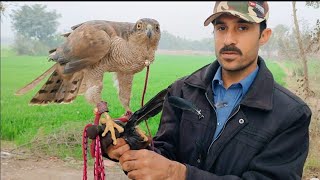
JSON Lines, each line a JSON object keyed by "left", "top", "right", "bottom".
{"left": 1, "top": 46, "right": 16, "bottom": 57}
{"left": 283, "top": 58, "right": 320, "bottom": 96}
{"left": 281, "top": 57, "right": 320, "bottom": 80}
{"left": 265, "top": 60, "right": 286, "bottom": 87}
{"left": 1, "top": 49, "right": 286, "bottom": 159}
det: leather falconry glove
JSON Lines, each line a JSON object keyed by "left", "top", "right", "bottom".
{"left": 86, "top": 88, "right": 168, "bottom": 152}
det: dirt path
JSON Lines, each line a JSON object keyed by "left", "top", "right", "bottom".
{"left": 1, "top": 141, "right": 129, "bottom": 180}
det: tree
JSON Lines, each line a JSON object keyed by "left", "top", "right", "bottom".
{"left": 0, "top": 1, "right": 9, "bottom": 20}
{"left": 158, "top": 30, "right": 214, "bottom": 52}
{"left": 261, "top": 24, "right": 290, "bottom": 59}
{"left": 305, "top": 1, "right": 320, "bottom": 54}
{"left": 10, "top": 4, "right": 62, "bottom": 55}
{"left": 305, "top": 19, "right": 320, "bottom": 54}
{"left": 0, "top": 2, "right": 4, "bottom": 15}
{"left": 306, "top": 1, "right": 320, "bottom": 8}
{"left": 291, "top": 1, "right": 320, "bottom": 97}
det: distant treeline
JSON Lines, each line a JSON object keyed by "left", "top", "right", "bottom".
{"left": 3, "top": 30, "right": 215, "bottom": 54}
{"left": 158, "top": 30, "right": 214, "bottom": 52}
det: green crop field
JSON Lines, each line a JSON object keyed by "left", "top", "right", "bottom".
{"left": 1, "top": 49, "right": 286, "bottom": 158}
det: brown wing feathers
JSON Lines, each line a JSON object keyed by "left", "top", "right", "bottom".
{"left": 51, "top": 24, "right": 111, "bottom": 74}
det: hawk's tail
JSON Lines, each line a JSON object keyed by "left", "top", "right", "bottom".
{"left": 28, "top": 70, "right": 84, "bottom": 105}
{"left": 15, "top": 64, "right": 58, "bottom": 95}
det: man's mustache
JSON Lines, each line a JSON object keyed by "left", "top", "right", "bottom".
{"left": 219, "top": 45, "right": 242, "bottom": 55}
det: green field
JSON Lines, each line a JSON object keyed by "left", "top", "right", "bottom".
{"left": 1, "top": 49, "right": 286, "bottom": 158}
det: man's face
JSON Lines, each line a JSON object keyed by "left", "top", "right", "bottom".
{"left": 214, "top": 14, "right": 269, "bottom": 74}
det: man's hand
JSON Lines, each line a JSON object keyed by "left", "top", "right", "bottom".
{"left": 105, "top": 138, "right": 130, "bottom": 160}
{"left": 119, "top": 149, "right": 186, "bottom": 180}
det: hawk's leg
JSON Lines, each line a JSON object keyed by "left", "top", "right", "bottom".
{"left": 114, "top": 73, "right": 134, "bottom": 122}
{"left": 85, "top": 83, "right": 123, "bottom": 145}
{"left": 95, "top": 101, "right": 124, "bottom": 145}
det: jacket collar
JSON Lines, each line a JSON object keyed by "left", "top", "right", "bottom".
{"left": 184, "top": 56, "right": 274, "bottom": 111}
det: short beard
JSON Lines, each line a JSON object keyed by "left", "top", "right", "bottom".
{"left": 218, "top": 56, "right": 257, "bottom": 73}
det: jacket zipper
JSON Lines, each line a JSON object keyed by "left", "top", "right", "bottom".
{"left": 205, "top": 92, "right": 216, "bottom": 110}
{"left": 206, "top": 100, "right": 241, "bottom": 154}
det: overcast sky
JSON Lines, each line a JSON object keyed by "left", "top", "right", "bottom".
{"left": 1, "top": 1, "right": 320, "bottom": 40}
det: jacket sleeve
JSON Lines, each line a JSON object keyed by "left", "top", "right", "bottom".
{"left": 154, "top": 90, "right": 311, "bottom": 180}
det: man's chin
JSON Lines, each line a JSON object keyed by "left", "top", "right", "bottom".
{"left": 224, "top": 67, "right": 242, "bottom": 72}
{"left": 219, "top": 61, "right": 243, "bottom": 72}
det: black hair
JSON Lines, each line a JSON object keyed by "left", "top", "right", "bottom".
{"left": 259, "top": 20, "right": 267, "bottom": 38}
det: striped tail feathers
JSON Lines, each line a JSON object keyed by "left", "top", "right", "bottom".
{"left": 29, "top": 70, "right": 64, "bottom": 105}
{"left": 29, "top": 71, "right": 84, "bottom": 105}
{"left": 54, "top": 71, "right": 84, "bottom": 104}
{"left": 15, "top": 64, "right": 58, "bottom": 96}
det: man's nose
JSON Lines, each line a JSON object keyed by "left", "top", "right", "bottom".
{"left": 224, "top": 30, "right": 237, "bottom": 45}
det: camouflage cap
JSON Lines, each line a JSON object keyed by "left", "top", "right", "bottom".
{"left": 204, "top": 1, "right": 269, "bottom": 26}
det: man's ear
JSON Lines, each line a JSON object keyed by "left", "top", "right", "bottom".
{"left": 259, "top": 28, "right": 272, "bottom": 46}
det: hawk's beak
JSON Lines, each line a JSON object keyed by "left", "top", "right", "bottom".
{"left": 146, "top": 24, "right": 153, "bottom": 39}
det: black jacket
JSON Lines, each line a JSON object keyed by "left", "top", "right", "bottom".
{"left": 152, "top": 57, "right": 311, "bottom": 179}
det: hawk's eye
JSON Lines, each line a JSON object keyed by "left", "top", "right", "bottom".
{"left": 155, "top": 25, "right": 160, "bottom": 31}
{"left": 137, "top": 23, "right": 142, "bottom": 30}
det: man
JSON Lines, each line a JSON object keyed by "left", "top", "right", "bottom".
{"left": 105, "top": 1, "right": 312, "bottom": 179}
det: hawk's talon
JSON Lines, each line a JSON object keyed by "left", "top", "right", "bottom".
{"left": 100, "top": 112, "right": 124, "bottom": 146}
{"left": 114, "top": 110, "right": 133, "bottom": 123}
{"left": 136, "top": 127, "right": 149, "bottom": 142}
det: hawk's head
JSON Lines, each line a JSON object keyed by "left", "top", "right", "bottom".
{"left": 130, "top": 18, "right": 161, "bottom": 49}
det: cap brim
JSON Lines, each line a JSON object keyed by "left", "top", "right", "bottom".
{"left": 204, "top": 12, "right": 224, "bottom": 26}
{"left": 204, "top": 10, "right": 264, "bottom": 26}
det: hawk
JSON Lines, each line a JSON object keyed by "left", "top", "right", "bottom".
{"left": 16, "top": 18, "right": 161, "bottom": 145}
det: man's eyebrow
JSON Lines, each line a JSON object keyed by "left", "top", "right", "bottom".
{"left": 213, "top": 20, "right": 224, "bottom": 25}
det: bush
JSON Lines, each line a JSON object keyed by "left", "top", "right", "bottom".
{"left": 12, "top": 34, "right": 64, "bottom": 56}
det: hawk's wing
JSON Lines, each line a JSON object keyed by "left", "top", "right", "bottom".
{"left": 49, "top": 21, "right": 112, "bottom": 74}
